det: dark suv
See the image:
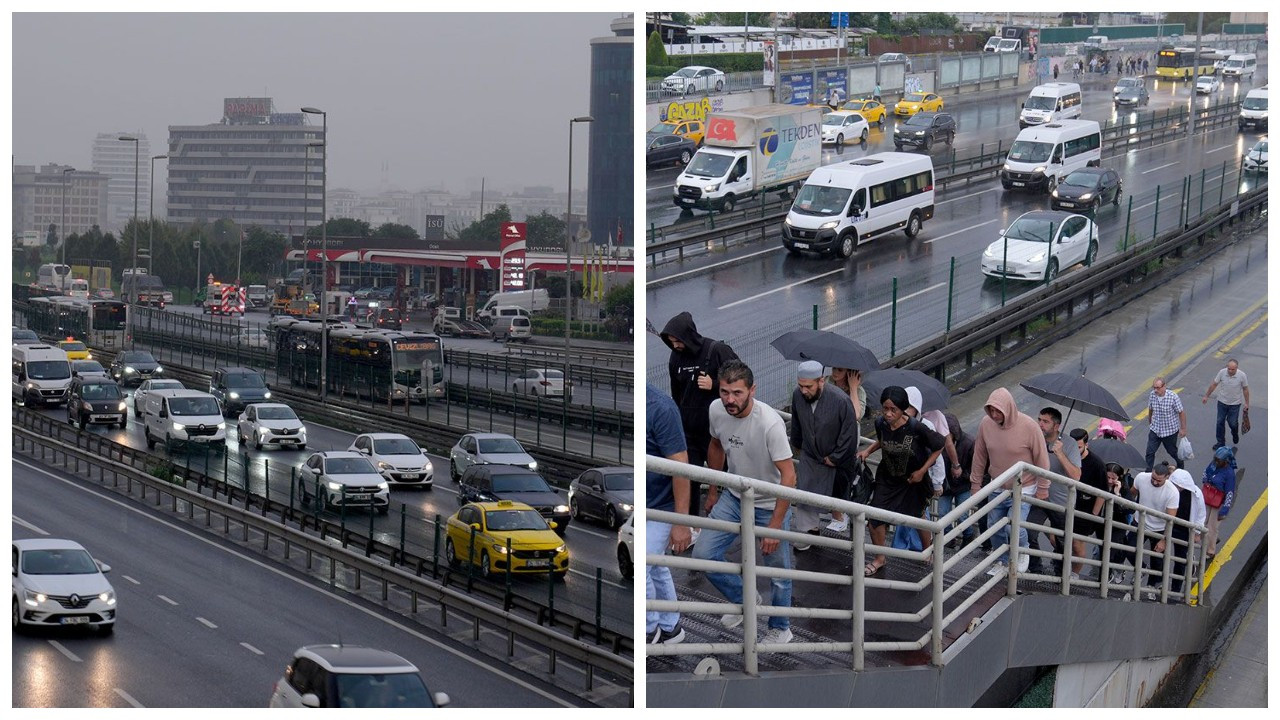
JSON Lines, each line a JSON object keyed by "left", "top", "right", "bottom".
{"left": 67, "top": 377, "right": 127, "bottom": 429}
{"left": 209, "top": 366, "right": 272, "bottom": 416}
{"left": 458, "top": 465, "right": 571, "bottom": 534}
{"left": 893, "top": 112, "right": 956, "bottom": 151}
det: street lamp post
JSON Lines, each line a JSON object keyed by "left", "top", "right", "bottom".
{"left": 301, "top": 107, "right": 328, "bottom": 402}
{"left": 60, "top": 167, "right": 73, "bottom": 291}
{"left": 149, "top": 154, "right": 167, "bottom": 281}
{"left": 119, "top": 135, "right": 140, "bottom": 346}
{"left": 564, "top": 115, "right": 593, "bottom": 398}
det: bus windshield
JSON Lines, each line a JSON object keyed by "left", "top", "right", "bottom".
{"left": 1007, "top": 140, "right": 1053, "bottom": 163}
{"left": 26, "top": 360, "right": 71, "bottom": 380}
{"left": 1024, "top": 95, "right": 1057, "bottom": 111}
{"left": 791, "top": 184, "right": 851, "bottom": 216}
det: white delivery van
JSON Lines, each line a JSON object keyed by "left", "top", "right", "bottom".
{"left": 476, "top": 290, "right": 548, "bottom": 321}
{"left": 143, "top": 389, "right": 227, "bottom": 450}
{"left": 1019, "top": 83, "right": 1083, "bottom": 128}
{"left": 491, "top": 315, "right": 533, "bottom": 342}
{"left": 983, "top": 36, "right": 1002, "bottom": 52}
{"left": 1239, "top": 87, "right": 1268, "bottom": 131}
{"left": 782, "top": 152, "right": 936, "bottom": 258}
{"left": 13, "top": 344, "right": 73, "bottom": 407}
{"left": 1000, "top": 120, "right": 1102, "bottom": 194}
{"left": 1220, "top": 53, "right": 1257, "bottom": 80}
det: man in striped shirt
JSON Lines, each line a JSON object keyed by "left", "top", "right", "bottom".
{"left": 1144, "top": 377, "right": 1187, "bottom": 471}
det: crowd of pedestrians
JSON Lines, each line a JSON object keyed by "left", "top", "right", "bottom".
{"left": 646, "top": 312, "right": 1249, "bottom": 645}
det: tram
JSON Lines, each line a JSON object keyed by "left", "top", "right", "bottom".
{"left": 25, "top": 296, "right": 128, "bottom": 350}
{"left": 273, "top": 319, "right": 444, "bottom": 402}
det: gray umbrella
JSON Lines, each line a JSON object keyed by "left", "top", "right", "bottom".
{"left": 862, "top": 368, "right": 950, "bottom": 412}
{"left": 1088, "top": 438, "right": 1146, "bottom": 470}
{"left": 1019, "top": 372, "right": 1129, "bottom": 429}
{"left": 770, "top": 330, "right": 880, "bottom": 372}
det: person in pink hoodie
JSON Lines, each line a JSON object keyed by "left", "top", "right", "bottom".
{"left": 968, "top": 387, "right": 1051, "bottom": 574}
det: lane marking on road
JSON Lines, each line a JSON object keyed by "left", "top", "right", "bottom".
{"left": 647, "top": 246, "right": 782, "bottom": 286}
{"left": 13, "top": 515, "right": 48, "bottom": 534}
{"left": 15, "top": 459, "right": 579, "bottom": 708}
{"left": 923, "top": 218, "right": 999, "bottom": 245}
{"left": 48, "top": 640, "right": 82, "bottom": 663}
{"left": 196, "top": 617, "right": 218, "bottom": 629}
{"left": 114, "top": 688, "right": 145, "bottom": 708}
{"left": 1194, "top": 487, "right": 1267, "bottom": 600}
{"left": 1141, "top": 161, "right": 1180, "bottom": 175}
{"left": 157, "top": 595, "right": 179, "bottom": 606}
{"left": 717, "top": 269, "right": 845, "bottom": 310}
{"left": 240, "top": 642, "right": 265, "bottom": 656}
{"left": 821, "top": 282, "right": 948, "bottom": 332}
{"left": 570, "top": 524, "right": 613, "bottom": 541}
{"left": 1205, "top": 144, "right": 1235, "bottom": 154}
{"left": 1215, "top": 312, "right": 1266, "bottom": 358}
{"left": 121, "top": 575, "right": 141, "bottom": 585}
{"left": 569, "top": 567, "right": 627, "bottom": 589}
{"left": 937, "top": 187, "right": 998, "bottom": 206}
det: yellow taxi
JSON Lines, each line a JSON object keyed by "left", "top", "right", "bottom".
{"left": 894, "top": 92, "right": 944, "bottom": 117}
{"left": 58, "top": 338, "right": 91, "bottom": 360}
{"left": 445, "top": 501, "right": 568, "bottom": 579}
{"left": 841, "top": 98, "right": 888, "bottom": 127}
{"left": 648, "top": 119, "right": 705, "bottom": 146}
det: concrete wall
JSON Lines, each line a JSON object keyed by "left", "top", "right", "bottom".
{"left": 1055, "top": 657, "right": 1181, "bottom": 707}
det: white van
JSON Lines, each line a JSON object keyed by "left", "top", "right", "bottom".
{"left": 143, "top": 389, "right": 227, "bottom": 449}
{"left": 1020, "top": 83, "right": 1083, "bottom": 128}
{"left": 1221, "top": 53, "right": 1257, "bottom": 80}
{"left": 491, "top": 315, "right": 533, "bottom": 342}
{"left": 13, "top": 344, "right": 72, "bottom": 407}
{"left": 1001, "top": 120, "right": 1102, "bottom": 193}
{"left": 782, "top": 153, "right": 936, "bottom": 258}
{"left": 67, "top": 278, "right": 90, "bottom": 299}
{"left": 983, "top": 36, "right": 1002, "bottom": 52}
{"left": 476, "top": 289, "right": 549, "bottom": 321}
{"left": 1239, "top": 87, "right": 1268, "bottom": 131}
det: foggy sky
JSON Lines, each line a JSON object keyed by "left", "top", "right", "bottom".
{"left": 11, "top": 12, "right": 620, "bottom": 196}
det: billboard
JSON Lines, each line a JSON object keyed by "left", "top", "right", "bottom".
{"left": 499, "top": 222, "right": 527, "bottom": 291}
{"left": 224, "top": 97, "right": 272, "bottom": 120}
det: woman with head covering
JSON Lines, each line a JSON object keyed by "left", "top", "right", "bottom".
{"left": 854, "top": 385, "right": 945, "bottom": 576}
{"left": 1201, "top": 446, "right": 1237, "bottom": 562}
{"left": 1102, "top": 462, "right": 1138, "bottom": 587}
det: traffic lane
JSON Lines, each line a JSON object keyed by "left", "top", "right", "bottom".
{"left": 11, "top": 460, "right": 579, "bottom": 708}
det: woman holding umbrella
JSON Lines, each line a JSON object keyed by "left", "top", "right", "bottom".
{"left": 855, "top": 386, "right": 945, "bottom": 576}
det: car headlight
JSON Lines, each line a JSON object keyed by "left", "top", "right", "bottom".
{"left": 818, "top": 221, "right": 839, "bottom": 230}
{"left": 117, "top": 402, "right": 127, "bottom": 411}
{"left": 229, "top": 392, "right": 239, "bottom": 399}
{"left": 100, "top": 591, "right": 116, "bottom": 605}
{"left": 422, "top": 460, "right": 433, "bottom": 472}
{"left": 377, "top": 461, "right": 392, "bottom": 471}
{"left": 1079, "top": 192, "right": 1093, "bottom": 201}
{"left": 984, "top": 247, "right": 995, "bottom": 257}
{"left": 492, "top": 543, "right": 510, "bottom": 554}
{"left": 24, "top": 590, "right": 47, "bottom": 606}
{"left": 263, "top": 391, "right": 271, "bottom": 399}
{"left": 1032, "top": 166, "right": 1046, "bottom": 175}
{"left": 377, "top": 482, "right": 389, "bottom": 490}
{"left": 259, "top": 426, "right": 271, "bottom": 436}
{"left": 172, "top": 423, "right": 186, "bottom": 431}
{"left": 125, "top": 366, "right": 136, "bottom": 374}
{"left": 1051, "top": 188, "right": 1059, "bottom": 197}
{"left": 621, "top": 503, "right": 633, "bottom": 512}
{"left": 553, "top": 504, "right": 570, "bottom": 513}
{"left": 554, "top": 545, "right": 566, "bottom": 554}
{"left": 1002, "top": 164, "right": 1012, "bottom": 173}
{"left": 154, "top": 366, "right": 163, "bottom": 373}
{"left": 528, "top": 461, "right": 538, "bottom": 470}
{"left": 704, "top": 183, "right": 720, "bottom": 192}
{"left": 328, "top": 482, "right": 343, "bottom": 491}
{"left": 83, "top": 401, "right": 93, "bottom": 411}
{"left": 1028, "top": 251, "right": 1046, "bottom": 263}
{"left": 216, "top": 422, "right": 226, "bottom": 429}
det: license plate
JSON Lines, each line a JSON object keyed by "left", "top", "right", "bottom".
{"left": 278, "top": 438, "right": 297, "bottom": 444}
{"left": 1059, "top": 201, "right": 1075, "bottom": 207}
{"left": 348, "top": 494, "right": 370, "bottom": 501}
{"left": 61, "top": 616, "right": 90, "bottom": 625}
{"left": 794, "top": 242, "right": 810, "bottom": 249}
{"left": 525, "top": 559, "right": 550, "bottom": 568}
{"left": 1012, "top": 181, "right": 1025, "bottom": 187}
{"left": 93, "top": 415, "right": 116, "bottom": 422}
{"left": 400, "top": 473, "right": 419, "bottom": 480}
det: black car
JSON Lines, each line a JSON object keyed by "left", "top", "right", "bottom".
{"left": 109, "top": 350, "right": 163, "bottom": 387}
{"left": 209, "top": 366, "right": 272, "bottom": 416}
{"left": 1050, "top": 168, "right": 1123, "bottom": 212}
{"left": 458, "top": 465, "right": 570, "bottom": 534}
{"left": 568, "top": 466, "right": 633, "bottom": 529}
{"left": 67, "top": 377, "right": 127, "bottom": 429}
{"left": 646, "top": 134, "right": 697, "bottom": 168}
{"left": 1114, "top": 86, "right": 1150, "bottom": 108}
{"left": 893, "top": 112, "right": 956, "bottom": 151}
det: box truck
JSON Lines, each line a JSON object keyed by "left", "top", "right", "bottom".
{"left": 673, "top": 104, "right": 824, "bottom": 213}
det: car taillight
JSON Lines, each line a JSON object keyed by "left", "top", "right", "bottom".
{"left": 539, "top": 380, "right": 550, "bottom": 386}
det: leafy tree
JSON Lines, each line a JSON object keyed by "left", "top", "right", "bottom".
{"left": 46, "top": 223, "right": 58, "bottom": 246}
{"left": 375, "top": 223, "right": 419, "bottom": 239}
{"left": 526, "top": 210, "right": 566, "bottom": 251}
{"left": 454, "top": 204, "right": 513, "bottom": 249}
{"left": 306, "top": 217, "right": 370, "bottom": 239}
{"left": 604, "top": 281, "right": 632, "bottom": 317}
{"left": 693, "top": 12, "right": 773, "bottom": 27}
{"left": 646, "top": 30, "right": 668, "bottom": 66}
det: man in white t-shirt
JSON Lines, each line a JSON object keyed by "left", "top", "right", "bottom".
{"left": 693, "top": 359, "right": 796, "bottom": 645}
{"left": 1202, "top": 358, "right": 1250, "bottom": 449}
{"left": 1132, "top": 462, "right": 1181, "bottom": 598}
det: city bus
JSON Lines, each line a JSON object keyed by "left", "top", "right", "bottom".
{"left": 275, "top": 321, "right": 444, "bottom": 402}
{"left": 1156, "top": 47, "right": 1216, "bottom": 80}
{"left": 36, "top": 263, "right": 72, "bottom": 292}
{"left": 25, "top": 296, "right": 128, "bottom": 350}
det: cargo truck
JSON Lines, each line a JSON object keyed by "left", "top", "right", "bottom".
{"left": 673, "top": 104, "right": 823, "bottom": 213}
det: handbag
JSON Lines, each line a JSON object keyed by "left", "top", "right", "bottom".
{"left": 847, "top": 456, "right": 874, "bottom": 505}
{"left": 1177, "top": 435, "right": 1195, "bottom": 461}
{"left": 1242, "top": 408, "right": 1251, "bottom": 434}
{"left": 1202, "top": 482, "right": 1225, "bottom": 508}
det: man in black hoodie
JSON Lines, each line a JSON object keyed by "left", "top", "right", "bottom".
{"left": 660, "top": 312, "right": 739, "bottom": 517}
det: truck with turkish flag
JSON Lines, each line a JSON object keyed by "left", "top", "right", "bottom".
{"left": 672, "top": 104, "right": 823, "bottom": 214}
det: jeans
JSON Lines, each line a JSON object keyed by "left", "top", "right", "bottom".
{"left": 1215, "top": 401, "right": 1242, "bottom": 447}
{"left": 646, "top": 520, "right": 679, "bottom": 634}
{"left": 987, "top": 493, "right": 1032, "bottom": 564}
{"left": 1144, "top": 430, "right": 1183, "bottom": 471}
{"left": 935, "top": 490, "right": 974, "bottom": 542}
{"left": 692, "top": 493, "right": 792, "bottom": 630}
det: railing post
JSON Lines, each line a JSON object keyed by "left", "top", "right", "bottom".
{"left": 1219, "top": 160, "right": 1227, "bottom": 206}
{"left": 889, "top": 277, "right": 899, "bottom": 357}
{"left": 812, "top": 304, "right": 818, "bottom": 331}
{"left": 1008, "top": 487, "right": 1023, "bottom": 596}
{"left": 740, "top": 485, "right": 759, "bottom": 675}
{"left": 1124, "top": 195, "right": 1133, "bottom": 251}
{"left": 1061, "top": 485, "right": 1077, "bottom": 593}
{"left": 1199, "top": 168, "right": 1206, "bottom": 220}
{"left": 851, "top": 510, "right": 866, "bottom": 672}
{"left": 945, "top": 257, "right": 956, "bottom": 333}
{"left": 930, "top": 513, "right": 945, "bottom": 666}
{"left": 1152, "top": 184, "right": 1161, "bottom": 239}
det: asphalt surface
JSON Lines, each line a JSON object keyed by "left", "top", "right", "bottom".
{"left": 11, "top": 459, "right": 587, "bottom": 707}
{"left": 645, "top": 65, "right": 1269, "bottom": 409}
{"left": 23, "top": 400, "right": 634, "bottom": 637}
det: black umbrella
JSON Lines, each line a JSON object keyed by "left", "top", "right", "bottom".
{"left": 1020, "top": 372, "right": 1129, "bottom": 429}
{"left": 862, "top": 368, "right": 950, "bottom": 412}
{"left": 1087, "top": 437, "right": 1146, "bottom": 470}
{"left": 770, "top": 330, "right": 880, "bottom": 372}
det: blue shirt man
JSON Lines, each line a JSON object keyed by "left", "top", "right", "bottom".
{"left": 646, "top": 384, "right": 691, "bottom": 644}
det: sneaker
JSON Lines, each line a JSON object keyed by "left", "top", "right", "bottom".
{"left": 1017, "top": 554, "right": 1030, "bottom": 573}
{"left": 720, "top": 591, "right": 762, "bottom": 629}
{"left": 986, "top": 563, "right": 1007, "bottom": 577}
{"left": 1069, "top": 572, "right": 1081, "bottom": 583}
{"left": 793, "top": 542, "right": 812, "bottom": 552}
{"left": 826, "top": 518, "right": 849, "bottom": 534}
{"left": 650, "top": 623, "right": 686, "bottom": 645}
{"left": 1108, "top": 570, "right": 1125, "bottom": 587}
{"left": 761, "top": 627, "right": 793, "bottom": 645}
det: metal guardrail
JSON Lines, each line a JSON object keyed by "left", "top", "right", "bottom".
{"left": 645, "top": 456, "right": 1206, "bottom": 674}
{"left": 446, "top": 347, "right": 632, "bottom": 392}
{"left": 13, "top": 409, "right": 635, "bottom": 662}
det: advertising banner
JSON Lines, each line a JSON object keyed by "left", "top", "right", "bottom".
{"left": 763, "top": 40, "right": 777, "bottom": 88}
{"left": 780, "top": 72, "right": 813, "bottom": 105}
{"left": 499, "top": 222, "right": 527, "bottom": 291}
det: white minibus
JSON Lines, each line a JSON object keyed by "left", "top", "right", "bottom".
{"left": 1020, "top": 83, "right": 1083, "bottom": 128}
{"left": 1001, "top": 120, "right": 1102, "bottom": 194}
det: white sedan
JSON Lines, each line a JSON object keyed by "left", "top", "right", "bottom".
{"left": 982, "top": 211, "right": 1099, "bottom": 282}
{"left": 820, "top": 111, "right": 870, "bottom": 146}
{"left": 237, "top": 402, "right": 307, "bottom": 450}
{"left": 349, "top": 433, "right": 434, "bottom": 488}
{"left": 511, "top": 368, "right": 572, "bottom": 401}
{"left": 661, "top": 65, "right": 725, "bottom": 95}
{"left": 1244, "top": 139, "right": 1267, "bottom": 172}
{"left": 1195, "top": 75, "right": 1221, "bottom": 94}
{"left": 13, "top": 538, "right": 116, "bottom": 636}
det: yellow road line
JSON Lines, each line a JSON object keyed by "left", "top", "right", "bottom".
{"left": 1214, "top": 312, "right": 1267, "bottom": 358}
{"left": 1191, "top": 487, "right": 1268, "bottom": 602}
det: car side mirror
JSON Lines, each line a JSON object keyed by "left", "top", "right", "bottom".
{"left": 549, "top": 521, "right": 559, "bottom": 530}
{"left": 470, "top": 522, "right": 481, "bottom": 531}
{"left": 96, "top": 561, "right": 111, "bottom": 573}
{"left": 434, "top": 692, "right": 451, "bottom": 707}
{"left": 422, "top": 449, "right": 430, "bottom": 455}
{"left": 1020, "top": 102, "right": 1025, "bottom": 109}
{"left": 300, "top": 693, "right": 321, "bottom": 708}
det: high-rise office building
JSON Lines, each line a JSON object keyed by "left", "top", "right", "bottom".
{"left": 167, "top": 98, "right": 324, "bottom": 236}
{"left": 92, "top": 132, "right": 152, "bottom": 234}
{"left": 586, "top": 14, "right": 633, "bottom": 249}
{"left": 11, "top": 164, "right": 109, "bottom": 239}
